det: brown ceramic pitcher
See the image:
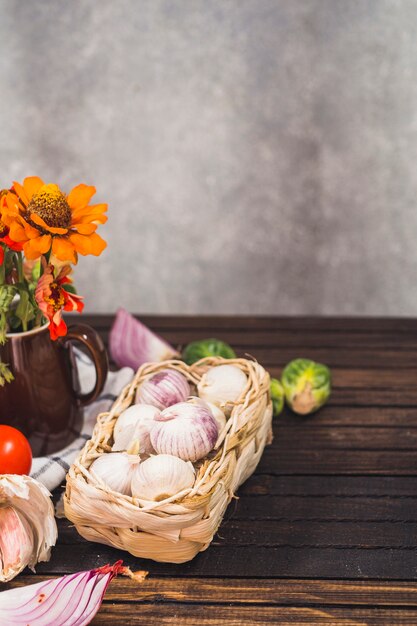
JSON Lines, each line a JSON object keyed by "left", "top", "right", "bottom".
{"left": 0, "top": 322, "right": 108, "bottom": 456}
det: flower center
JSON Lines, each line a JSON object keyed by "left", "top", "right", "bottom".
{"left": 0, "top": 220, "right": 8, "bottom": 237}
{"left": 27, "top": 184, "right": 72, "bottom": 229}
{"left": 45, "top": 282, "right": 65, "bottom": 312}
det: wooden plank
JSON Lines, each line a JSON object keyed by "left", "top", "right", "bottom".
{"left": 89, "top": 329, "right": 417, "bottom": 349}
{"left": 55, "top": 518, "right": 417, "bottom": 548}
{"left": 258, "top": 447, "right": 417, "bottom": 475}
{"left": 273, "top": 425, "right": 417, "bottom": 450}
{"left": 9, "top": 576, "right": 417, "bottom": 606}
{"left": 91, "top": 603, "right": 417, "bottom": 625}
{"left": 238, "top": 475, "right": 417, "bottom": 497}
{"left": 276, "top": 406, "right": 417, "bottom": 428}
{"left": 32, "top": 541, "right": 417, "bottom": 579}
{"left": 73, "top": 314, "right": 417, "bottom": 334}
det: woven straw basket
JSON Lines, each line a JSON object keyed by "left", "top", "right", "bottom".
{"left": 64, "top": 357, "right": 273, "bottom": 564}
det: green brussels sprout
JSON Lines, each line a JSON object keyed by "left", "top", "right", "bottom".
{"left": 182, "top": 338, "right": 236, "bottom": 365}
{"left": 281, "top": 358, "right": 331, "bottom": 415}
{"left": 270, "top": 378, "right": 285, "bottom": 416}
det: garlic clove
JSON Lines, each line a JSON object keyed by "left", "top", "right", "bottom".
{"left": 197, "top": 364, "right": 248, "bottom": 410}
{"left": 150, "top": 399, "right": 219, "bottom": 462}
{"left": 0, "top": 475, "right": 57, "bottom": 583}
{"left": 89, "top": 453, "right": 140, "bottom": 496}
{"left": 131, "top": 454, "right": 195, "bottom": 502}
{"left": 0, "top": 506, "right": 33, "bottom": 582}
{"left": 112, "top": 404, "right": 160, "bottom": 455}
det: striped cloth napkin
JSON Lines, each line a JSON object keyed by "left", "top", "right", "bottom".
{"left": 30, "top": 350, "right": 133, "bottom": 492}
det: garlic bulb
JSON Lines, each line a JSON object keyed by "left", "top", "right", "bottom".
{"left": 186, "top": 396, "right": 227, "bottom": 432}
{"left": 131, "top": 454, "right": 195, "bottom": 501}
{"left": 112, "top": 404, "right": 160, "bottom": 454}
{"left": 204, "top": 401, "right": 227, "bottom": 432}
{"left": 0, "top": 474, "right": 57, "bottom": 582}
{"left": 197, "top": 364, "right": 248, "bottom": 409}
{"left": 89, "top": 453, "right": 140, "bottom": 495}
{"left": 135, "top": 368, "right": 190, "bottom": 410}
{"left": 150, "top": 398, "right": 218, "bottom": 462}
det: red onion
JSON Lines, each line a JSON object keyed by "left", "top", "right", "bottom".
{"left": 135, "top": 368, "right": 190, "bottom": 410}
{"left": 0, "top": 561, "right": 147, "bottom": 625}
{"left": 109, "top": 308, "right": 179, "bottom": 370}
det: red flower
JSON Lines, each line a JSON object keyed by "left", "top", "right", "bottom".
{"left": 35, "top": 263, "right": 84, "bottom": 340}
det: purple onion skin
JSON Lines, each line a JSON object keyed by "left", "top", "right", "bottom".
{"left": 135, "top": 369, "right": 191, "bottom": 411}
{"left": 109, "top": 308, "right": 178, "bottom": 370}
{"left": 150, "top": 402, "right": 219, "bottom": 462}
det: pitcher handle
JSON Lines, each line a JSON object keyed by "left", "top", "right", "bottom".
{"left": 60, "top": 324, "right": 109, "bottom": 406}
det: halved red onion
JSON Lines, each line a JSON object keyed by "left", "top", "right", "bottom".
{"left": 0, "top": 561, "right": 147, "bottom": 626}
{"left": 109, "top": 308, "right": 179, "bottom": 370}
{"left": 135, "top": 368, "right": 190, "bottom": 410}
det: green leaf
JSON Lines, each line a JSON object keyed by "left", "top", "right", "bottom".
{"left": 15, "top": 289, "right": 35, "bottom": 330}
{"left": 62, "top": 283, "right": 77, "bottom": 295}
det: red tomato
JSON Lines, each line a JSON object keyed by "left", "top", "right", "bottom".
{"left": 0, "top": 425, "right": 32, "bottom": 475}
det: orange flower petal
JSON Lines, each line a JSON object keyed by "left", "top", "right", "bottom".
{"left": 27, "top": 234, "right": 52, "bottom": 255}
{"left": 30, "top": 213, "right": 68, "bottom": 235}
{"left": 69, "top": 232, "right": 107, "bottom": 256}
{"left": 12, "top": 182, "right": 29, "bottom": 206}
{"left": 52, "top": 237, "right": 77, "bottom": 263}
{"left": 23, "top": 220, "right": 43, "bottom": 240}
{"left": 23, "top": 177, "right": 44, "bottom": 200}
{"left": 72, "top": 222, "right": 97, "bottom": 235}
{"left": 67, "top": 184, "right": 96, "bottom": 210}
{"left": 4, "top": 193, "right": 21, "bottom": 215}
{"left": 9, "top": 221, "right": 28, "bottom": 242}
{"left": 23, "top": 240, "right": 44, "bottom": 260}
{"left": 71, "top": 203, "right": 108, "bottom": 221}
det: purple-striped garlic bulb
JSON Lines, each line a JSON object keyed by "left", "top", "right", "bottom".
{"left": 135, "top": 369, "right": 190, "bottom": 411}
{"left": 150, "top": 397, "right": 219, "bottom": 462}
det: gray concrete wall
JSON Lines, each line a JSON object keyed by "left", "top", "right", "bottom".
{"left": 1, "top": 0, "right": 417, "bottom": 315}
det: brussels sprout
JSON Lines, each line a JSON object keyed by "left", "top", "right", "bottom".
{"left": 182, "top": 338, "right": 236, "bottom": 365}
{"left": 270, "top": 378, "right": 285, "bottom": 417}
{"left": 281, "top": 358, "right": 331, "bottom": 415}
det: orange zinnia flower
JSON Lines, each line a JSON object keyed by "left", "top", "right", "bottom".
{"left": 35, "top": 263, "right": 84, "bottom": 340}
{"left": 0, "top": 177, "right": 107, "bottom": 263}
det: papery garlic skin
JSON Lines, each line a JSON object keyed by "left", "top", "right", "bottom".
{"left": 150, "top": 399, "right": 219, "bottom": 462}
{"left": 0, "top": 475, "right": 57, "bottom": 583}
{"left": 112, "top": 404, "right": 160, "bottom": 454}
{"left": 197, "top": 364, "right": 248, "bottom": 409}
{"left": 131, "top": 454, "right": 195, "bottom": 501}
{"left": 90, "top": 453, "right": 140, "bottom": 495}
{"left": 135, "top": 369, "right": 190, "bottom": 411}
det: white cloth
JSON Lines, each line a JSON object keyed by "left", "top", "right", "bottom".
{"left": 30, "top": 350, "right": 133, "bottom": 492}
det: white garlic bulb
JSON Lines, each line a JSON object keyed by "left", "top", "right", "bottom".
{"left": 135, "top": 368, "right": 190, "bottom": 410}
{"left": 89, "top": 453, "right": 140, "bottom": 495}
{"left": 131, "top": 454, "right": 195, "bottom": 501}
{"left": 150, "top": 399, "right": 219, "bottom": 462}
{"left": 197, "top": 364, "right": 248, "bottom": 409}
{"left": 0, "top": 475, "right": 57, "bottom": 582}
{"left": 112, "top": 404, "right": 160, "bottom": 454}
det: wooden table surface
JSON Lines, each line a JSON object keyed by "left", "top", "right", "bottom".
{"left": 7, "top": 314, "right": 417, "bottom": 625}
